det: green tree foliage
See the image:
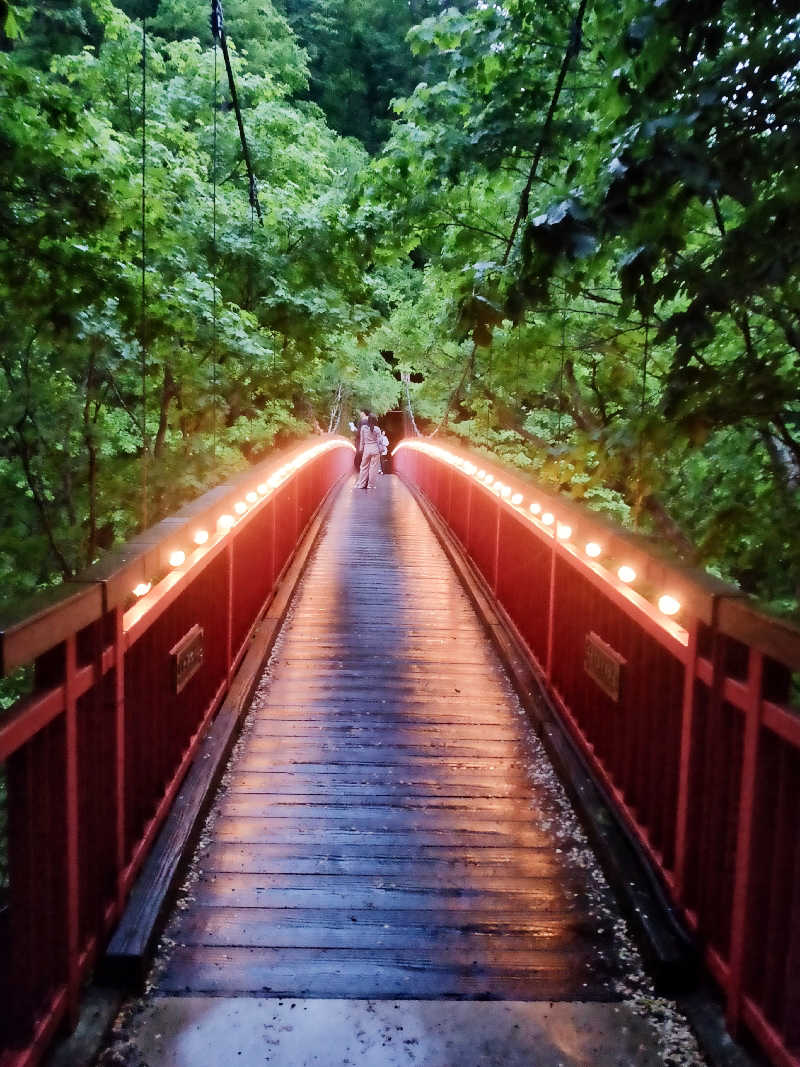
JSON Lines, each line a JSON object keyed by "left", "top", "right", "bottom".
{"left": 360, "top": 0, "right": 800, "bottom": 612}
{"left": 0, "top": 0, "right": 399, "bottom": 610}
{"left": 1, "top": 0, "right": 798, "bottom": 623}
{"left": 278, "top": 0, "right": 449, "bottom": 153}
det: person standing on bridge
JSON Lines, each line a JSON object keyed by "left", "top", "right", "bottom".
{"left": 355, "top": 414, "right": 383, "bottom": 490}
{"left": 351, "top": 408, "right": 368, "bottom": 470}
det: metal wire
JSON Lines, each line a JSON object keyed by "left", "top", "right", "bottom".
{"left": 556, "top": 283, "right": 567, "bottom": 442}
{"left": 212, "top": 34, "right": 218, "bottom": 460}
{"left": 140, "top": 14, "right": 149, "bottom": 530}
{"left": 636, "top": 315, "right": 650, "bottom": 526}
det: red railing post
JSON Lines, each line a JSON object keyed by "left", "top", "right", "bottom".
{"left": 490, "top": 499, "right": 501, "bottom": 593}
{"left": 113, "top": 606, "right": 126, "bottom": 910}
{"left": 545, "top": 536, "right": 557, "bottom": 682}
{"left": 464, "top": 477, "right": 473, "bottom": 549}
{"left": 64, "top": 634, "right": 80, "bottom": 1027}
{"left": 674, "top": 620, "right": 700, "bottom": 899}
{"left": 225, "top": 539, "right": 234, "bottom": 684}
{"left": 726, "top": 647, "right": 764, "bottom": 1032}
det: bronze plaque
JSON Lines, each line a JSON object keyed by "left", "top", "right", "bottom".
{"left": 170, "top": 624, "right": 204, "bottom": 694}
{"left": 584, "top": 631, "right": 626, "bottom": 702}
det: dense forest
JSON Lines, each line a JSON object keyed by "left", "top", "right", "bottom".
{"left": 1, "top": 0, "right": 799, "bottom": 632}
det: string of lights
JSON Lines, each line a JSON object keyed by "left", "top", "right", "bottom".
{"left": 131, "top": 439, "right": 353, "bottom": 602}
{"left": 393, "top": 439, "right": 685, "bottom": 627}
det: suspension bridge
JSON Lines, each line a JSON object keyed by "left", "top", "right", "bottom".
{"left": 0, "top": 436, "right": 798, "bottom": 1067}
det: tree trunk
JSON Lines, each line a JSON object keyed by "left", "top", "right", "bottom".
{"left": 154, "top": 364, "right": 179, "bottom": 459}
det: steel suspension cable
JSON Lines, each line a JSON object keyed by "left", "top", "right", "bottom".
{"left": 140, "top": 14, "right": 149, "bottom": 530}
{"left": 556, "top": 281, "right": 568, "bottom": 442}
{"left": 212, "top": 32, "right": 218, "bottom": 460}
{"left": 636, "top": 315, "right": 650, "bottom": 525}
{"left": 210, "top": 0, "right": 263, "bottom": 223}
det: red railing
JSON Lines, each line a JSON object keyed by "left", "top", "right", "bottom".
{"left": 394, "top": 438, "right": 800, "bottom": 1067}
{"left": 0, "top": 436, "right": 354, "bottom": 1067}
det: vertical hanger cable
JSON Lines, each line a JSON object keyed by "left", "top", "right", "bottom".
{"left": 140, "top": 14, "right": 149, "bottom": 529}
{"left": 212, "top": 32, "right": 218, "bottom": 461}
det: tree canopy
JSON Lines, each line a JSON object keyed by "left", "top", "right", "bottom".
{"left": 1, "top": 0, "right": 798, "bottom": 628}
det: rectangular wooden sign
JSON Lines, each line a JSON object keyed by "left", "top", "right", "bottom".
{"left": 584, "top": 631, "right": 626, "bottom": 702}
{"left": 170, "top": 624, "right": 204, "bottom": 694}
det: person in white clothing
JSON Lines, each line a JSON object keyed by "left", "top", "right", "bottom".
{"left": 355, "top": 414, "right": 383, "bottom": 490}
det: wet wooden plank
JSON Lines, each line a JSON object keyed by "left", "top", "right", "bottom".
{"left": 199, "top": 846, "right": 564, "bottom": 877}
{"left": 225, "top": 774, "right": 531, "bottom": 798}
{"left": 175, "top": 907, "right": 611, "bottom": 948}
{"left": 158, "top": 948, "right": 617, "bottom": 1000}
{"left": 217, "top": 794, "right": 536, "bottom": 813}
{"left": 210, "top": 824, "right": 553, "bottom": 850}
{"left": 216, "top": 801, "right": 546, "bottom": 828}
{"left": 158, "top": 477, "right": 621, "bottom": 1002}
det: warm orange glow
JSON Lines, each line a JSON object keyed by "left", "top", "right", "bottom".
{"left": 234, "top": 501, "right": 247, "bottom": 515}
{"left": 133, "top": 582, "right": 151, "bottom": 598}
{"left": 246, "top": 491, "right": 258, "bottom": 504}
{"left": 218, "top": 514, "right": 235, "bottom": 530}
{"left": 392, "top": 439, "right": 689, "bottom": 639}
{"left": 169, "top": 550, "right": 186, "bottom": 568}
{"left": 659, "top": 595, "right": 681, "bottom": 616}
{"left": 257, "top": 483, "right": 268, "bottom": 495}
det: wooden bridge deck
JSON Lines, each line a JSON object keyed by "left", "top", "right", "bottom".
{"left": 157, "top": 474, "right": 621, "bottom": 1000}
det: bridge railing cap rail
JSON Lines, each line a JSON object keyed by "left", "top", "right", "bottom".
{"left": 398, "top": 435, "right": 800, "bottom": 671}
{"left": 0, "top": 434, "right": 352, "bottom": 677}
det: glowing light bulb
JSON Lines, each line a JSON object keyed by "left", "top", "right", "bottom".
{"left": 530, "top": 502, "right": 541, "bottom": 515}
{"left": 585, "top": 541, "right": 602, "bottom": 558}
{"left": 618, "top": 565, "right": 636, "bottom": 584}
{"left": 659, "top": 595, "right": 681, "bottom": 616}
{"left": 133, "top": 582, "right": 151, "bottom": 598}
{"left": 511, "top": 492, "right": 523, "bottom": 506}
{"left": 501, "top": 486, "right": 511, "bottom": 499}
{"left": 476, "top": 469, "right": 486, "bottom": 480}
{"left": 484, "top": 475, "right": 494, "bottom": 486}
{"left": 218, "top": 514, "right": 235, "bottom": 530}
{"left": 234, "top": 501, "right": 247, "bottom": 515}
{"left": 464, "top": 463, "right": 476, "bottom": 475}
{"left": 193, "top": 529, "right": 209, "bottom": 546}
{"left": 169, "top": 550, "right": 186, "bottom": 568}
{"left": 542, "top": 512, "right": 554, "bottom": 526}
{"left": 257, "top": 483, "right": 268, "bottom": 495}
{"left": 246, "top": 491, "right": 258, "bottom": 504}
{"left": 556, "top": 523, "right": 572, "bottom": 540}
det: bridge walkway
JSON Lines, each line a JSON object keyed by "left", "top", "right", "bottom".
{"left": 153, "top": 474, "right": 625, "bottom": 1002}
